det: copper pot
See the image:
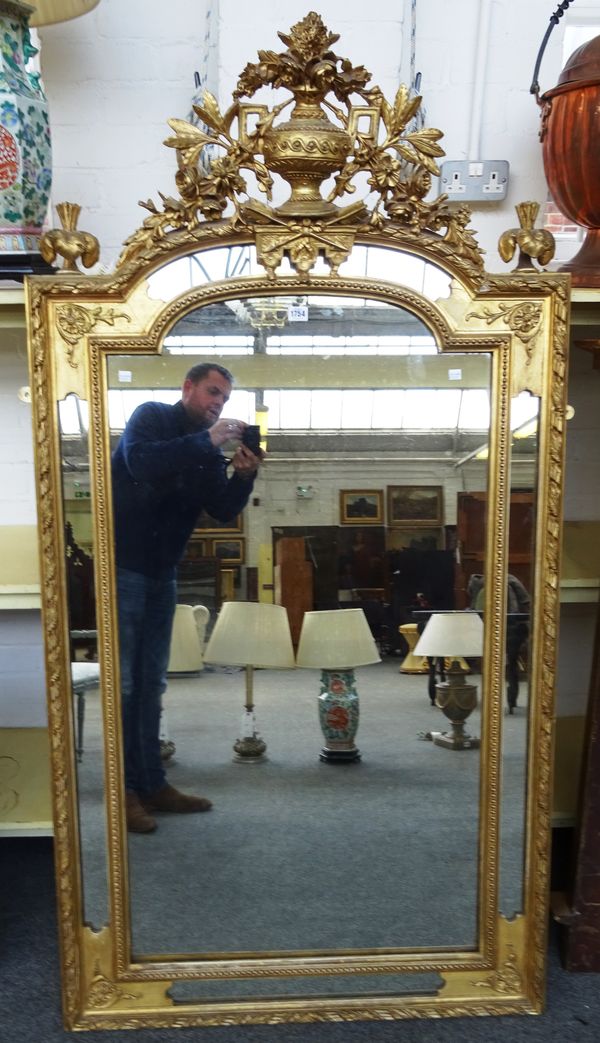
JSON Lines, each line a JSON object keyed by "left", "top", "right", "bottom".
{"left": 539, "top": 35, "right": 600, "bottom": 286}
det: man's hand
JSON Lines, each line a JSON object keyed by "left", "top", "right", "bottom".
{"left": 208, "top": 418, "right": 245, "bottom": 447}
{"left": 231, "top": 443, "right": 262, "bottom": 478}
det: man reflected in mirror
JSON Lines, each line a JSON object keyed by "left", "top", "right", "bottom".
{"left": 468, "top": 572, "right": 530, "bottom": 714}
{"left": 112, "top": 363, "right": 261, "bottom": 833}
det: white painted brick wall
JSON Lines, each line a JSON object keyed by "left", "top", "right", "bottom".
{"left": 39, "top": 0, "right": 213, "bottom": 268}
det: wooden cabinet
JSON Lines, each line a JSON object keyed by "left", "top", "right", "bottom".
{"left": 273, "top": 537, "right": 313, "bottom": 647}
{"left": 455, "top": 491, "right": 534, "bottom": 608}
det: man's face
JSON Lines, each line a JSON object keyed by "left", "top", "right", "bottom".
{"left": 181, "top": 370, "right": 232, "bottom": 427}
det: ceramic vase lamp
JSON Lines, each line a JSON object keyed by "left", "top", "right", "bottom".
{"left": 203, "top": 601, "right": 295, "bottom": 763}
{"left": 0, "top": 0, "right": 98, "bottom": 279}
{"left": 296, "top": 608, "right": 381, "bottom": 763}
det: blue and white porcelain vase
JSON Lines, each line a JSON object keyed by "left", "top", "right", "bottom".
{"left": 318, "top": 669, "right": 361, "bottom": 763}
{"left": 0, "top": 0, "right": 52, "bottom": 275}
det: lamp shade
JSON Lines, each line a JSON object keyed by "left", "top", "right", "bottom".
{"left": 413, "top": 611, "right": 484, "bottom": 657}
{"left": 29, "top": 1, "right": 100, "bottom": 26}
{"left": 296, "top": 608, "right": 381, "bottom": 669}
{"left": 203, "top": 601, "right": 295, "bottom": 669}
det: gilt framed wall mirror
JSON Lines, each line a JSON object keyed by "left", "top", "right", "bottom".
{"left": 26, "top": 14, "right": 569, "bottom": 1031}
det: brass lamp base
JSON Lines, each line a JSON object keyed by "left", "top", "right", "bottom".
{"left": 429, "top": 729, "right": 480, "bottom": 751}
{"left": 431, "top": 661, "right": 479, "bottom": 751}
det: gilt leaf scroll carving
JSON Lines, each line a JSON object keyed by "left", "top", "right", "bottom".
{"left": 117, "top": 12, "right": 484, "bottom": 283}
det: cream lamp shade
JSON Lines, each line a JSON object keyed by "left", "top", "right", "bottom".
{"left": 413, "top": 611, "right": 484, "bottom": 658}
{"left": 28, "top": 0, "right": 100, "bottom": 26}
{"left": 296, "top": 609, "right": 381, "bottom": 669}
{"left": 203, "top": 601, "right": 295, "bottom": 669}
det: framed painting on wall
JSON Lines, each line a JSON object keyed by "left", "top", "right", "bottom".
{"left": 182, "top": 535, "right": 207, "bottom": 561}
{"left": 196, "top": 512, "right": 244, "bottom": 534}
{"left": 339, "top": 490, "right": 384, "bottom": 525}
{"left": 386, "top": 528, "right": 444, "bottom": 552}
{"left": 387, "top": 485, "right": 443, "bottom": 527}
{"left": 211, "top": 538, "right": 245, "bottom": 564}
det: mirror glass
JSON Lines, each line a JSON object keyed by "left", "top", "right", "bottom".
{"left": 499, "top": 393, "right": 539, "bottom": 917}
{"left": 59, "top": 394, "right": 108, "bottom": 928}
{"left": 94, "top": 286, "right": 496, "bottom": 959}
{"left": 451, "top": 391, "right": 538, "bottom": 920}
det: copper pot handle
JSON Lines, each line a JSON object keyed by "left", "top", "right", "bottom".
{"left": 530, "top": 0, "right": 575, "bottom": 103}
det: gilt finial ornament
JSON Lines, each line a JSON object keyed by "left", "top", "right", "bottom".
{"left": 498, "top": 201, "right": 555, "bottom": 271}
{"left": 117, "top": 13, "right": 485, "bottom": 282}
{"left": 40, "top": 202, "right": 100, "bottom": 273}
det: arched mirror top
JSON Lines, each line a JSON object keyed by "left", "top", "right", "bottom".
{"left": 145, "top": 244, "right": 454, "bottom": 308}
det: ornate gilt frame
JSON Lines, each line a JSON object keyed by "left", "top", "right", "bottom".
{"left": 25, "top": 14, "right": 568, "bottom": 1030}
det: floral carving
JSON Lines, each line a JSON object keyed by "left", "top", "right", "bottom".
{"left": 56, "top": 304, "right": 130, "bottom": 366}
{"left": 117, "top": 13, "right": 484, "bottom": 283}
{"left": 473, "top": 948, "right": 523, "bottom": 995}
{"left": 235, "top": 14, "right": 371, "bottom": 101}
{"left": 466, "top": 301, "right": 543, "bottom": 359}
{"left": 87, "top": 964, "right": 140, "bottom": 1009}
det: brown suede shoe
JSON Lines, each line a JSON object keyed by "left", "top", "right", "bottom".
{"left": 142, "top": 784, "right": 212, "bottom": 814}
{"left": 126, "top": 791, "right": 157, "bottom": 833}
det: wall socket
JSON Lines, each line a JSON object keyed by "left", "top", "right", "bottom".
{"left": 440, "top": 160, "right": 509, "bottom": 202}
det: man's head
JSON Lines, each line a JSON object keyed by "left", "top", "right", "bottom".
{"left": 181, "top": 363, "right": 234, "bottom": 428}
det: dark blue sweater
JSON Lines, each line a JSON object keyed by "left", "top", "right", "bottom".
{"left": 112, "top": 400, "right": 254, "bottom": 578}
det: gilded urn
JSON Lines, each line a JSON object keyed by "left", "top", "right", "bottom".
{"left": 262, "top": 88, "right": 351, "bottom": 216}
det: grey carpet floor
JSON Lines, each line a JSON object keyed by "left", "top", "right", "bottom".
{"left": 75, "top": 660, "right": 527, "bottom": 958}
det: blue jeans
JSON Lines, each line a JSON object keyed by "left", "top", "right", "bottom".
{"left": 116, "top": 567, "right": 177, "bottom": 796}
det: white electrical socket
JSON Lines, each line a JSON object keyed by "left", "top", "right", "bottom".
{"left": 440, "top": 160, "right": 509, "bottom": 202}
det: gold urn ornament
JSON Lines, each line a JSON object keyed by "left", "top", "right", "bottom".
{"left": 236, "top": 17, "right": 356, "bottom": 215}
{"left": 261, "top": 97, "right": 351, "bottom": 217}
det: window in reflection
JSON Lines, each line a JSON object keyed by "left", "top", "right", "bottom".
{"left": 146, "top": 245, "right": 453, "bottom": 304}
{"left": 59, "top": 386, "right": 495, "bottom": 438}
{"left": 59, "top": 394, "right": 89, "bottom": 434}
{"left": 80, "top": 388, "right": 495, "bottom": 436}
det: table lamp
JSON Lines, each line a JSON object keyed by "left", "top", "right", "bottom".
{"left": 296, "top": 608, "right": 380, "bottom": 763}
{"left": 203, "top": 601, "right": 295, "bottom": 762}
{"left": 413, "top": 611, "right": 484, "bottom": 750}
